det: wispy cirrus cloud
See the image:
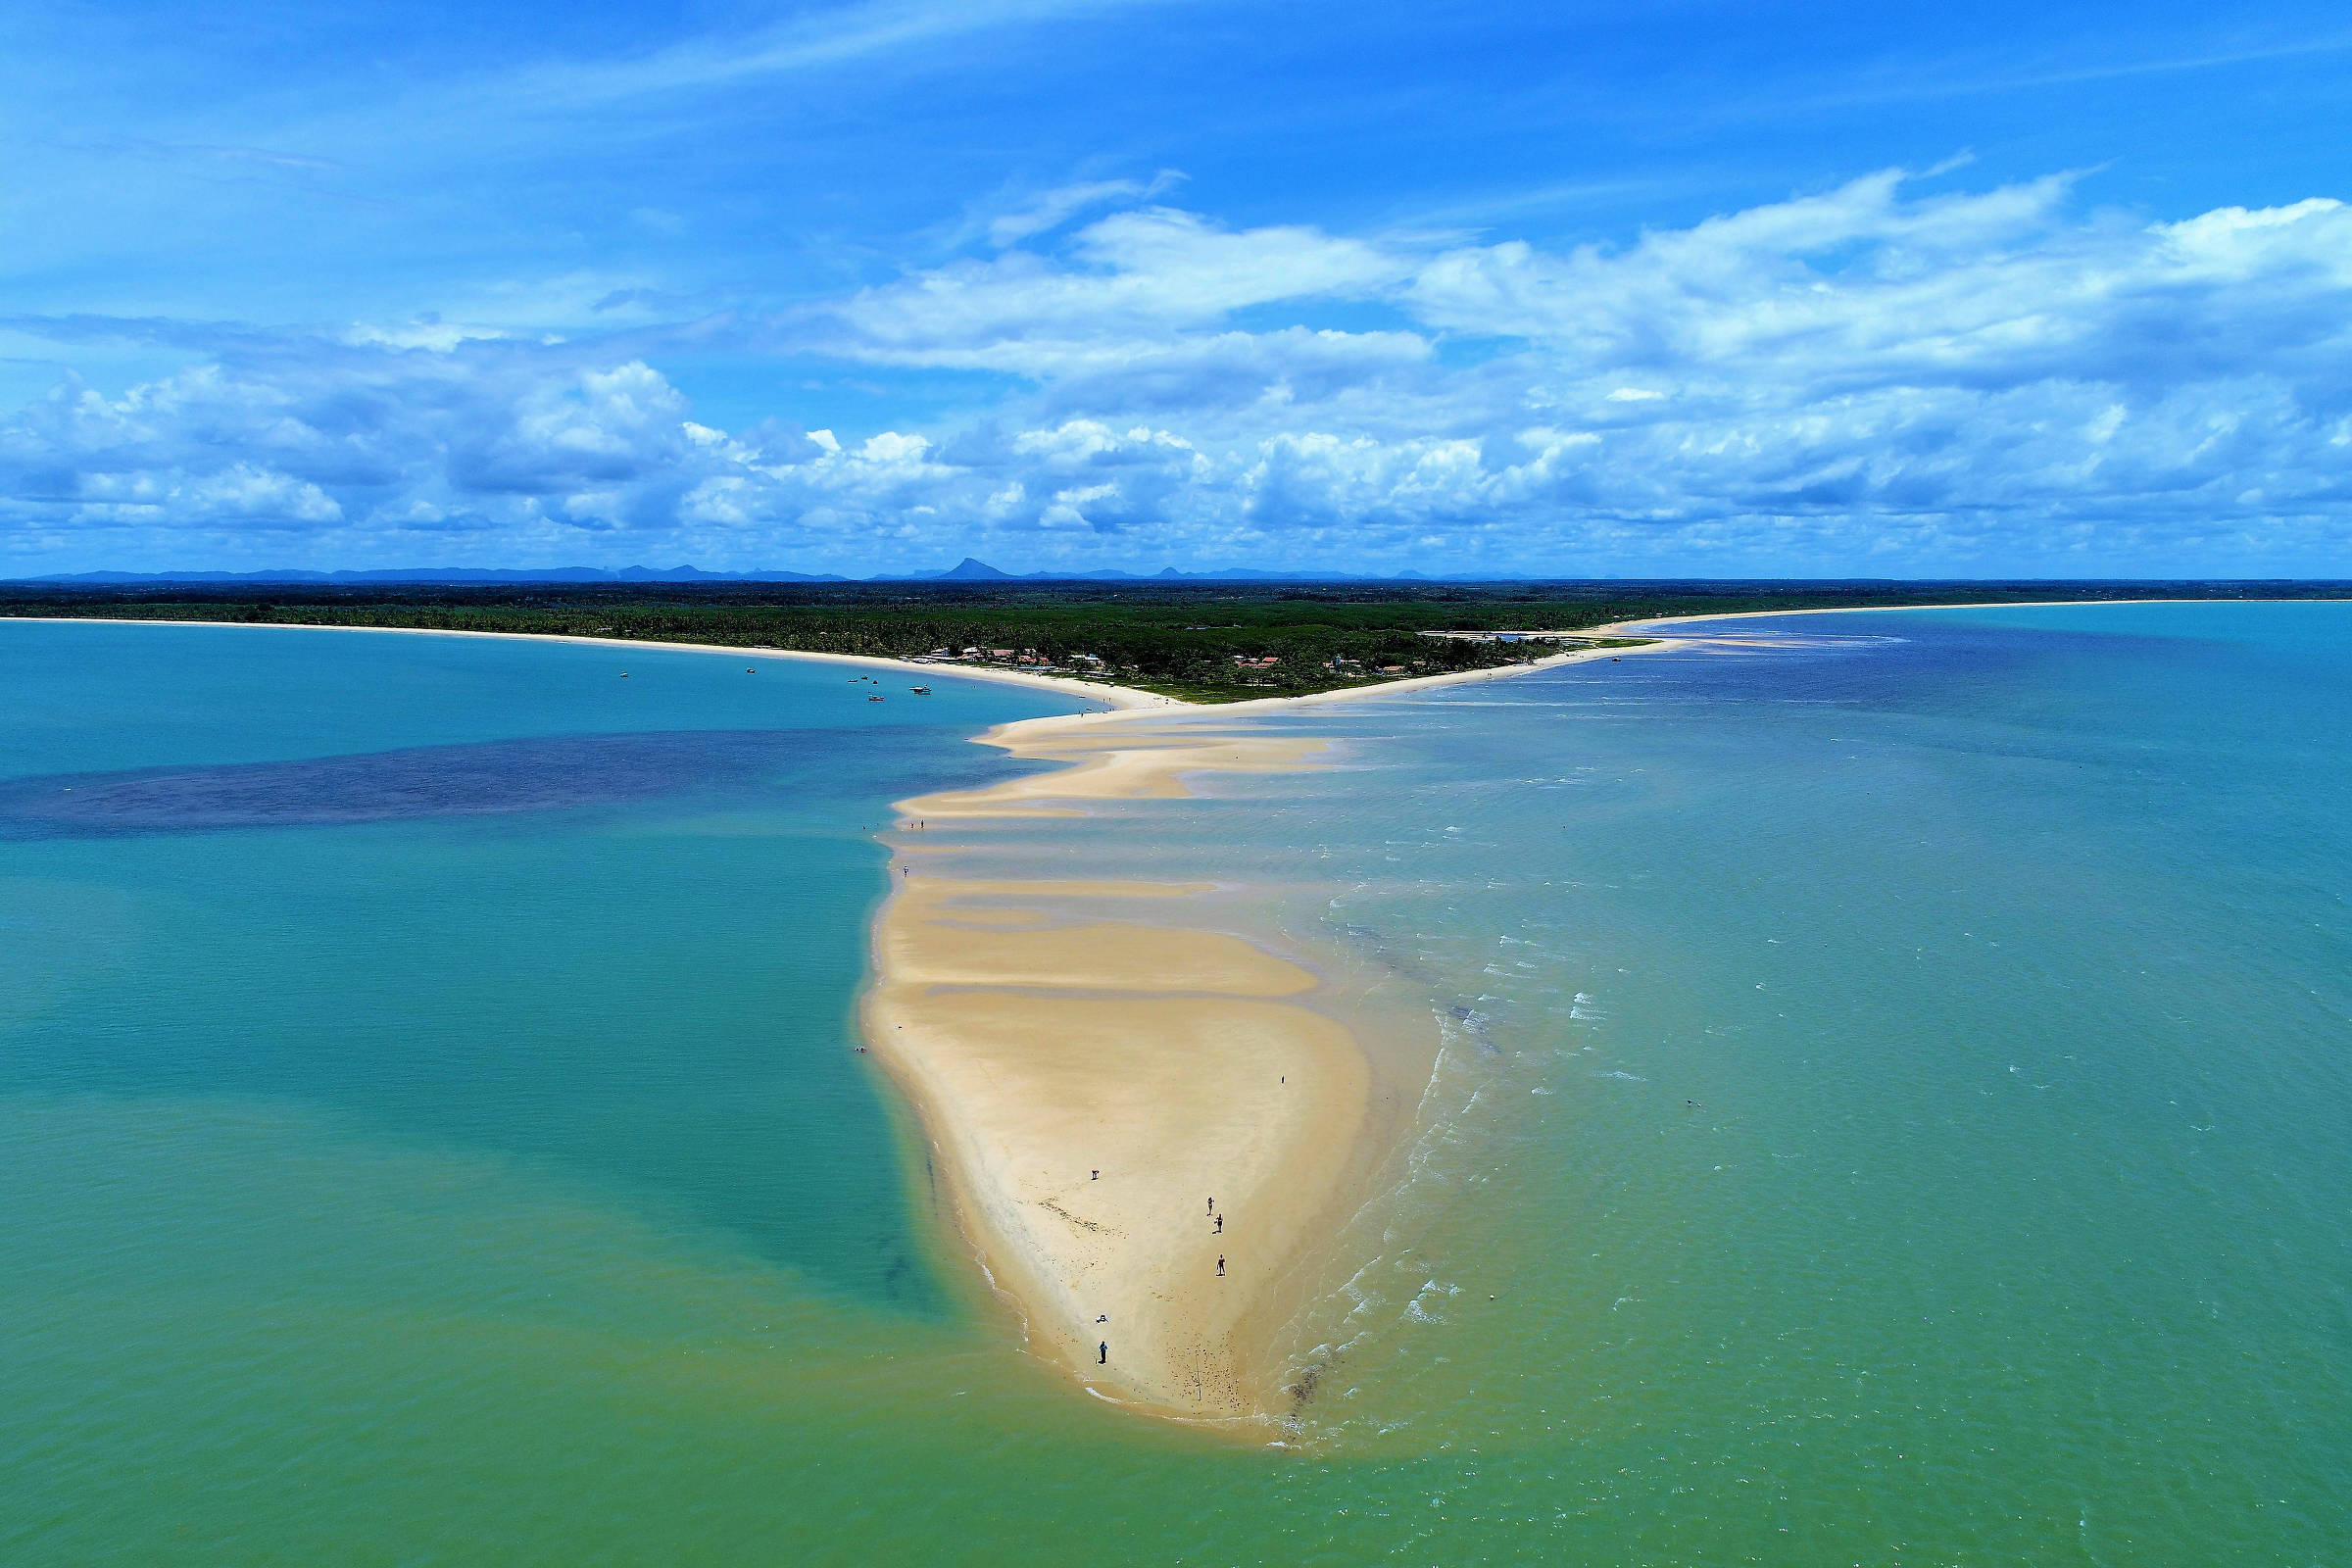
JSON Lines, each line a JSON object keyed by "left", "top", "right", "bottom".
{"left": 503, "top": 0, "right": 1191, "bottom": 112}
{"left": 975, "top": 172, "right": 1189, "bottom": 249}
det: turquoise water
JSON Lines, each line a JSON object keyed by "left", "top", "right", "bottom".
{"left": 0, "top": 625, "right": 1088, "bottom": 1311}
{"left": 5, "top": 607, "right": 2350, "bottom": 1564}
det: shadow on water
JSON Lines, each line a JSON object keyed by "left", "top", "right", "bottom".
{"left": 0, "top": 729, "right": 920, "bottom": 838}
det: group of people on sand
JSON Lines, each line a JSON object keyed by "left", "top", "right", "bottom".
{"left": 1090, "top": 1190, "right": 1234, "bottom": 1371}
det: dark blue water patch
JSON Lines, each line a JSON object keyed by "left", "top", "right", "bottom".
{"left": 0, "top": 728, "right": 985, "bottom": 838}
{"left": 1599, "top": 613, "right": 2230, "bottom": 715}
{"left": 0, "top": 714, "right": 1067, "bottom": 1310}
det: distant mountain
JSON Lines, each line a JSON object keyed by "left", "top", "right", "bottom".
{"left": 925, "top": 557, "right": 1015, "bottom": 580}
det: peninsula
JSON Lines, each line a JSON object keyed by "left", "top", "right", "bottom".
{"left": 858, "top": 638, "right": 1660, "bottom": 1422}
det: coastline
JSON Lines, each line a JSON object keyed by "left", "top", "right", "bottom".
{"left": 0, "top": 614, "right": 1178, "bottom": 712}
{"left": 0, "top": 601, "right": 1819, "bottom": 717}
{"left": 18, "top": 593, "right": 2288, "bottom": 717}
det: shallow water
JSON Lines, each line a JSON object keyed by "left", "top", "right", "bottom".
{"left": 5, "top": 607, "right": 2349, "bottom": 1564}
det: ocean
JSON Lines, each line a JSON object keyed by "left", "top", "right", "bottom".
{"left": 4, "top": 605, "right": 2347, "bottom": 1564}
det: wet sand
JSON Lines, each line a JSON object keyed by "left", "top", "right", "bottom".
{"left": 862, "top": 721, "right": 1408, "bottom": 1423}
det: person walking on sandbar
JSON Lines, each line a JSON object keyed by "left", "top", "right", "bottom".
{"left": 1214, "top": 1213, "right": 1222, "bottom": 1233}
{"left": 1099, "top": 1342, "right": 1107, "bottom": 1364}
{"left": 1216, "top": 1255, "right": 1225, "bottom": 1277}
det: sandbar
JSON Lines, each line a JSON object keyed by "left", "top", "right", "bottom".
{"left": 863, "top": 722, "right": 1398, "bottom": 1424}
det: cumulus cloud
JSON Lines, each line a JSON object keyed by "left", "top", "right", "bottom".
{"left": 8, "top": 170, "right": 2352, "bottom": 572}
{"left": 820, "top": 206, "right": 1416, "bottom": 375}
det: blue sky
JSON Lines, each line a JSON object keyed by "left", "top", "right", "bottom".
{"left": 4, "top": 0, "right": 2350, "bottom": 575}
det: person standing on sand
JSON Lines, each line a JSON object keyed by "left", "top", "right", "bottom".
{"left": 1216, "top": 1255, "right": 1225, "bottom": 1277}
{"left": 1207, "top": 1197, "right": 1214, "bottom": 1215}
{"left": 1099, "top": 1342, "right": 1107, "bottom": 1364}
{"left": 1214, "top": 1213, "right": 1222, "bottom": 1233}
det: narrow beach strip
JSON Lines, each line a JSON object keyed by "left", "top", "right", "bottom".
{"left": 863, "top": 718, "right": 1382, "bottom": 1422}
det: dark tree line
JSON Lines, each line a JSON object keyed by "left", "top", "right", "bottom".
{"left": 4, "top": 578, "right": 2341, "bottom": 700}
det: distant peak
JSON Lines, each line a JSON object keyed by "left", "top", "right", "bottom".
{"left": 937, "top": 557, "right": 1012, "bottom": 580}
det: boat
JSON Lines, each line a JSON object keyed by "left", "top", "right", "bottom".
{"left": 908, "top": 686, "right": 931, "bottom": 695}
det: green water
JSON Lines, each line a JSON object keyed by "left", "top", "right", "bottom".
{"left": 4, "top": 609, "right": 2348, "bottom": 1564}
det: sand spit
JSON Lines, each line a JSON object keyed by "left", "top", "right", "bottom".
{"left": 863, "top": 721, "right": 1398, "bottom": 1424}
{"left": 906, "top": 722, "right": 1330, "bottom": 820}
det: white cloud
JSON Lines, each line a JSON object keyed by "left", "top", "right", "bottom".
{"left": 9, "top": 170, "right": 2352, "bottom": 572}
{"left": 980, "top": 172, "right": 1186, "bottom": 248}
{"left": 820, "top": 207, "right": 1417, "bottom": 373}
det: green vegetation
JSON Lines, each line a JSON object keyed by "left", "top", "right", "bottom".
{"left": 2, "top": 578, "right": 2342, "bottom": 701}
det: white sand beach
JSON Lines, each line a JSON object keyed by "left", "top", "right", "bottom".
{"left": 860, "top": 720, "right": 1400, "bottom": 1422}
